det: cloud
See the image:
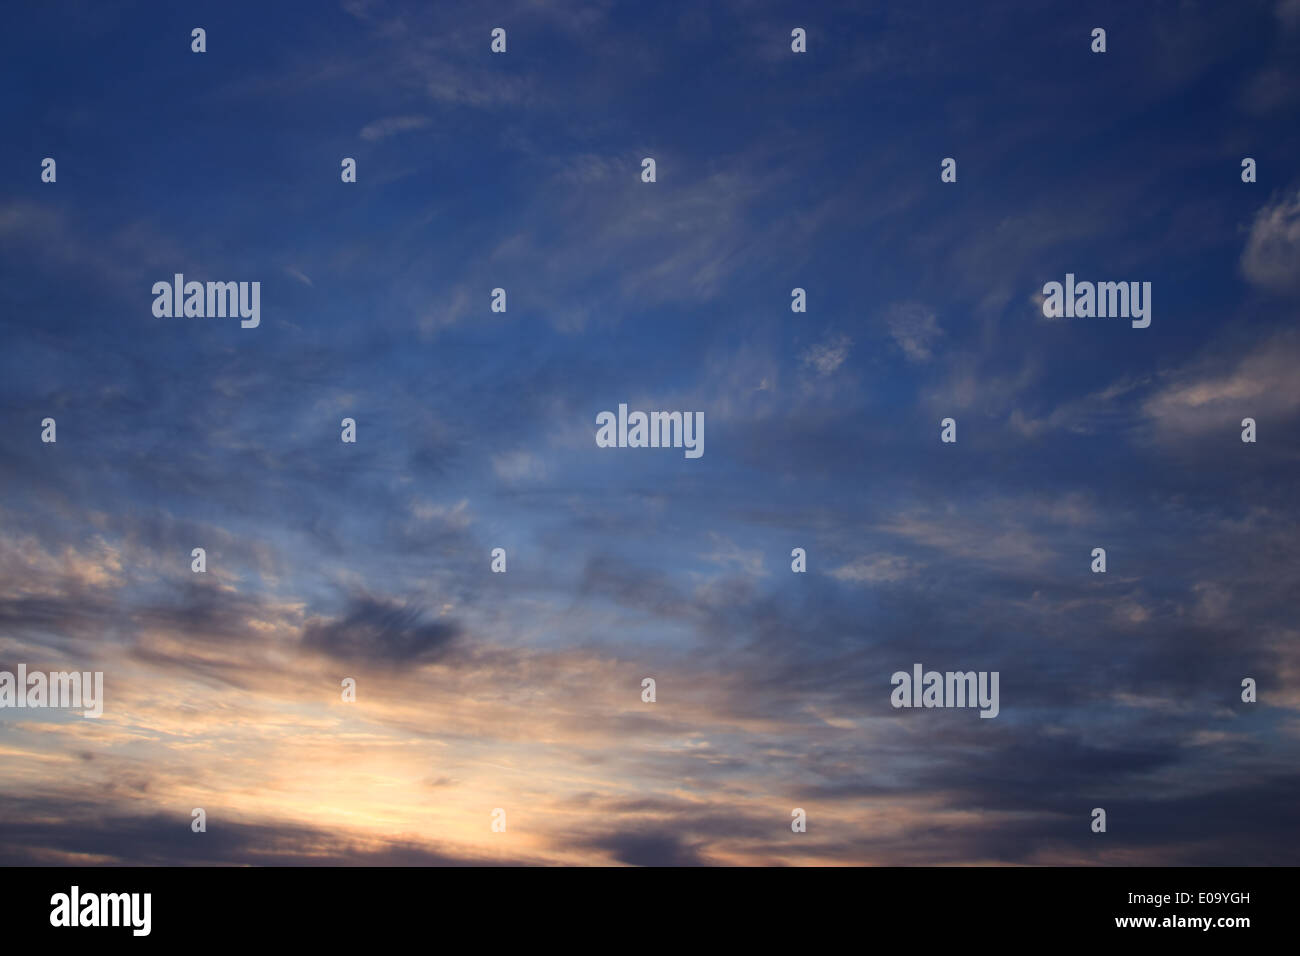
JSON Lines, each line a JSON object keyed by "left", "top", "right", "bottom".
{"left": 1279, "top": 0, "right": 1300, "bottom": 29}
{"left": 924, "top": 354, "right": 1041, "bottom": 416}
{"left": 1008, "top": 376, "right": 1149, "bottom": 438}
{"left": 1142, "top": 331, "right": 1300, "bottom": 434}
{"left": 700, "top": 533, "right": 767, "bottom": 578}
{"left": 300, "top": 595, "right": 462, "bottom": 665}
{"left": 492, "top": 450, "right": 547, "bottom": 483}
{"left": 0, "top": 200, "right": 183, "bottom": 291}
{"left": 884, "top": 302, "right": 942, "bottom": 362}
{"left": 359, "top": 115, "right": 431, "bottom": 141}
{"left": 1240, "top": 66, "right": 1300, "bottom": 114}
{"left": 799, "top": 335, "right": 851, "bottom": 377}
{"left": 0, "top": 796, "right": 541, "bottom": 866}
{"left": 584, "top": 829, "right": 709, "bottom": 867}
{"left": 1241, "top": 190, "right": 1300, "bottom": 295}
{"left": 830, "top": 554, "right": 917, "bottom": 585}
{"left": 467, "top": 148, "right": 831, "bottom": 331}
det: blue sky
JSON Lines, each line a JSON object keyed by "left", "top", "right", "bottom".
{"left": 0, "top": 0, "right": 1298, "bottom": 865}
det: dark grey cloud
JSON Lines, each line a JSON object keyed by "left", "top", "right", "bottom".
{"left": 0, "top": 796, "right": 539, "bottom": 867}
{"left": 301, "top": 595, "right": 462, "bottom": 666}
{"left": 583, "top": 830, "right": 710, "bottom": 868}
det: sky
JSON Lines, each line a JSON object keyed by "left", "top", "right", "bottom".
{"left": 0, "top": 0, "right": 1298, "bottom": 866}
